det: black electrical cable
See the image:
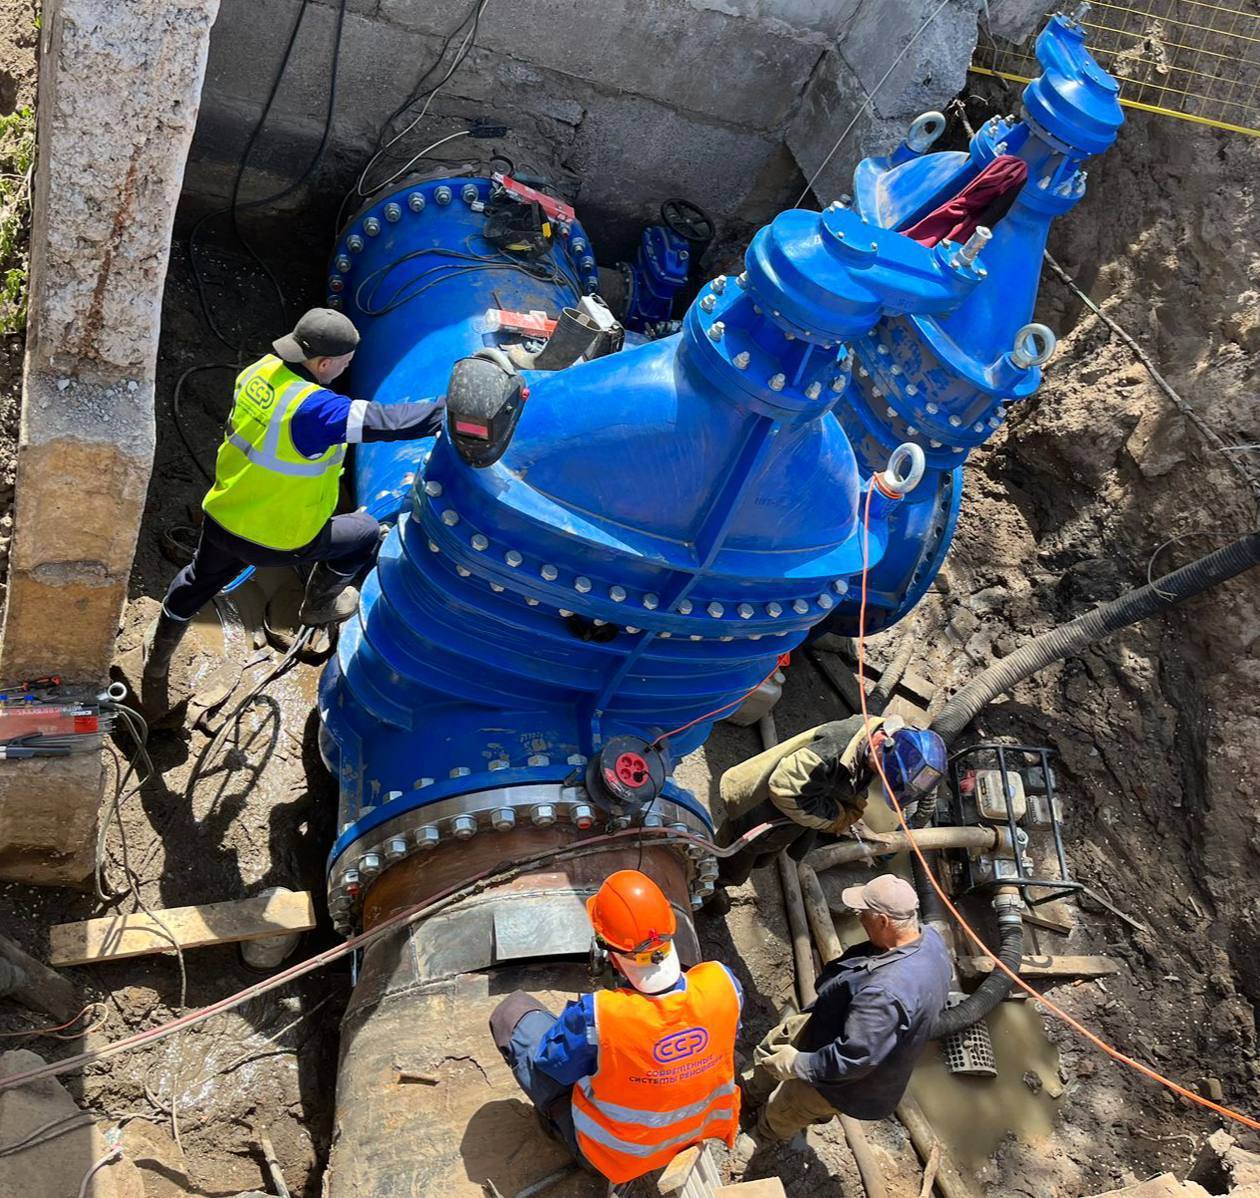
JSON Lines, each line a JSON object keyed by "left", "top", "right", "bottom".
{"left": 189, "top": 0, "right": 347, "bottom": 351}
{"left": 171, "top": 364, "right": 237, "bottom": 485}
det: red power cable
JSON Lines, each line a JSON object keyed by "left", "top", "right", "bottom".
{"left": 653, "top": 654, "right": 791, "bottom": 748}
{"left": 853, "top": 484, "right": 1260, "bottom": 1133}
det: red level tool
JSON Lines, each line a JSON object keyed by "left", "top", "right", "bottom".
{"left": 491, "top": 173, "right": 575, "bottom": 230}
{"left": 484, "top": 308, "right": 558, "bottom": 338}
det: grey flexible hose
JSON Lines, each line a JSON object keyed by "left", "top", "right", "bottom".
{"left": 932, "top": 530, "right": 1260, "bottom": 744}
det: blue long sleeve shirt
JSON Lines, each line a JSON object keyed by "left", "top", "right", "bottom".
{"left": 792, "top": 926, "right": 951, "bottom": 1119}
{"left": 533, "top": 966, "right": 744, "bottom": 1086}
{"left": 286, "top": 367, "right": 444, "bottom": 459}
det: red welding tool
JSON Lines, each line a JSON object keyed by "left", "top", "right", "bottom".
{"left": 485, "top": 308, "right": 559, "bottom": 338}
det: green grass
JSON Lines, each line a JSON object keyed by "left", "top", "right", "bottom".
{"left": 0, "top": 106, "right": 34, "bottom": 335}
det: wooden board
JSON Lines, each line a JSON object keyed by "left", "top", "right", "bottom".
{"left": 957, "top": 954, "right": 1119, "bottom": 980}
{"left": 49, "top": 891, "right": 316, "bottom": 966}
{"left": 715, "top": 1182, "right": 788, "bottom": 1197}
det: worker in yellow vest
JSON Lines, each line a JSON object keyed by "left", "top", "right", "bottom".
{"left": 490, "top": 870, "right": 743, "bottom": 1184}
{"left": 143, "top": 309, "right": 444, "bottom": 679}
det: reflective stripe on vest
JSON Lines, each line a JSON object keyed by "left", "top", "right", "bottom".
{"left": 571, "top": 962, "right": 741, "bottom": 1184}
{"left": 202, "top": 356, "right": 345, "bottom": 550}
{"left": 576, "top": 1076, "right": 737, "bottom": 1129}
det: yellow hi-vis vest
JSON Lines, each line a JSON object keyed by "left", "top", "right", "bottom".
{"left": 202, "top": 355, "right": 346, "bottom": 550}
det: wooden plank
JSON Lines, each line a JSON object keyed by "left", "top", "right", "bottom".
{"left": 657, "top": 1145, "right": 701, "bottom": 1195}
{"left": 49, "top": 891, "right": 316, "bottom": 966}
{"left": 1022, "top": 903, "right": 1076, "bottom": 936}
{"left": 0, "top": 932, "right": 78, "bottom": 1020}
{"left": 715, "top": 1182, "right": 788, "bottom": 1197}
{"left": 895, "top": 668, "right": 936, "bottom": 706}
{"left": 957, "top": 954, "right": 1119, "bottom": 980}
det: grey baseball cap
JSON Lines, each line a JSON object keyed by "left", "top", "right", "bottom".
{"left": 273, "top": 308, "right": 360, "bottom": 363}
{"left": 841, "top": 874, "right": 919, "bottom": 919}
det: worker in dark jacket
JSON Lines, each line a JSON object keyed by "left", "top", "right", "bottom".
{"left": 744, "top": 873, "right": 951, "bottom": 1140}
{"left": 718, "top": 715, "right": 947, "bottom": 886}
{"left": 143, "top": 309, "right": 445, "bottom": 679}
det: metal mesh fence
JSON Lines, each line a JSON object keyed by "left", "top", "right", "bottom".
{"left": 971, "top": 1, "right": 1260, "bottom": 136}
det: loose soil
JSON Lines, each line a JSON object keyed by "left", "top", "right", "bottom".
{"left": 0, "top": 44, "right": 1258, "bottom": 1198}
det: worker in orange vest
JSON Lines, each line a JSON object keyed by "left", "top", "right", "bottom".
{"left": 490, "top": 870, "right": 743, "bottom": 1184}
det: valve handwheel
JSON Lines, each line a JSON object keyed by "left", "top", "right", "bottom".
{"left": 660, "top": 198, "right": 715, "bottom": 246}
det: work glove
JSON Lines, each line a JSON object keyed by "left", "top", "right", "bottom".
{"left": 761, "top": 1044, "right": 803, "bottom": 1083}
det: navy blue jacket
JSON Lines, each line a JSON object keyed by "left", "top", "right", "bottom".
{"left": 794, "top": 926, "right": 951, "bottom": 1118}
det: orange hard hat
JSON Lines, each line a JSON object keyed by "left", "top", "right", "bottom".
{"left": 586, "top": 870, "right": 677, "bottom": 954}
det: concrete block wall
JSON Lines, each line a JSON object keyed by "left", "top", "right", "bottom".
{"left": 0, "top": 0, "right": 220, "bottom": 886}
{"left": 187, "top": 0, "right": 1056, "bottom": 253}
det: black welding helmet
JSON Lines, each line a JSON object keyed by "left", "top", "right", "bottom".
{"left": 444, "top": 349, "right": 528, "bottom": 468}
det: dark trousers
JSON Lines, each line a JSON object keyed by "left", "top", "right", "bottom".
{"left": 718, "top": 799, "right": 817, "bottom": 887}
{"left": 490, "top": 994, "right": 582, "bottom": 1161}
{"left": 162, "top": 512, "right": 381, "bottom": 621}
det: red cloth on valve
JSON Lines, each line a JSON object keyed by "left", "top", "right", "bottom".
{"left": 901, "top": 154, "right": 1029, "bottom": 248}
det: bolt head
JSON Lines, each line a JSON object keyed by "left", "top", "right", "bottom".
{"left": 435, "top": 185, "right": 452, "bottom": 205}
{"left": 541, "top": 564, "right": 558, "bottom": 581}
{"left": 575, "top": 576, "right": 592, "bottom": 593}
{"left": 733, "top": 352, "right": 750, "bottom": 370}
{"left": 384, "top": 202, "right": 402, "bottom": 222}
{"left": 407, "top": 192, "right": 426, "bottom": 213}
{"left": 505, "top": 550, "right": 523, "bottom": 567}
{"left": 886, "top": 406, "right": 897, "bottom": 419}
{"left": 567, "top": 753, "right": 588, "bottom": 766}
{"left": 461, "top": 183, "right": 479, "bottom": 203}
{"left": 949, "top": 415, "right": 962, "bottom": 428}
{"left": 766, "top": 602, "right": 783, "bottom": 617}
{"left": 708, "top": 321, "right": 725, "bottom": 342}
{"left": 491, "top": 808, "right": 516, "bottom": 831}
{"left": 471, "top": 533, "right": 489, "bottom": 551}
{"left": 452, "top": 814, "right": 478, "bottom": 840}
{"left": 572, "top": 804, "right": 595, "bottom": 829}
{"left": 385, "top": 837, "right": 408, "bottom": 860}
{"left": 817, "top": 593, "right": 834, "bottom": 610}
{"left": 427, "top": 539, "right": 440, "bottom": 553}
{"left": 926, "top": 402, "right": 939, "bottom": 414}
{"left": 737, "top": 603, "right": 754, "bottom": 619}
{"left": 678, "top": 599, "right": 693, "bottom": 615}
{"left": 531, "top": 804, "right": 557, "bottom": 828}
{"left": 830, "top": 374, "right": 845, "bottom": 392}
{"left": 364, "top": 217, "right": 381, "bottom": 236}
{"left": 707, "top": 601, "right": 724, "bottom": 618}
{"left": 643, "top": 593, "right": 660, "bottom": 610}
{"left": 610, "top": 585, "right": 626, "bottom": 602}
{"left": 358, "top": 853, "right": 382, "bottom": 875}
{"left": 712, "top": 276, "right": 726, "bottom": 294}
{"left": 793, "top": 599, "right": 809, "bottom": 614}
{"left": 737, "top": 272, "right": 748, "bottom": 289}
{"left": 527, "top": 754, "right": 550, "bottom": 766}
{"left": 526, "top": 597, "right": 539, "bottom": 606}
{"left": 441, "top": 509, "right": 459, "bottom": 526}
{"left": 805, "top": 382, "right": 821, "bottom": 399}
{"left": 416, "top": 825, "right": 441, "bottom": 852}
{"left": 335, "top": 254, "right": 352, "bottom": 272}
{"left": 700, "top": 294, "right": 716, "bottom": 312}
{"left": 424, "top": 479, "right": 442, "bottom": 497}
{"left": 489, "top": 759, "right": 508, "bottom": 771}
{"left": 768, "top": 373, "right": 786, "bottom": 392}
{"left": 456, "top": 565, "right": 471, "bottom": 577}
{"left": 450, "top": 766, "right": 471, "bottom": 778}
{"left": 832, "top": 579, "right": 849, "bottom": 595}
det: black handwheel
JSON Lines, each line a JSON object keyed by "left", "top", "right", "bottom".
{"left": 660, "top": 198, "right": 715, "bottom": 245}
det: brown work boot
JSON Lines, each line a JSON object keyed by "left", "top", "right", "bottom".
{"left": 142, "top": 610, "right": 189, "bottom": 679}
{"left": 299, "top": 564, "right": 360, "bottom": 625}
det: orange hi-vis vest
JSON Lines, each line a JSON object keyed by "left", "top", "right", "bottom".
{"left": 571, "top": 962, "right": 741, "bottom": 1183}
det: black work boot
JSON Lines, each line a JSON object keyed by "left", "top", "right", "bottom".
{"left": 299, "top": 564, "right": 360, "bottom": 625}
{"left": 142, "top": 611, "right": 189, "bottom": 679}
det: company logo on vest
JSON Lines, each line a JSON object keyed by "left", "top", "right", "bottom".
{"left": 653, "top": 1027, "right": 709, "bottom": 1064}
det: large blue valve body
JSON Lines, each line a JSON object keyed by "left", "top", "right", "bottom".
{"left": 318, "top": 14, "right": 1122, "bottom": 917}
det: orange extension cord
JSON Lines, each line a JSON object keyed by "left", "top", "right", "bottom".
{"left": 853, "top": 483, "right": 1260, "bottom": 1133}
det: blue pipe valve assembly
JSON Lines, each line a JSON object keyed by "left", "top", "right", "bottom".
{"left": 319, "top": 13, "right": 1123, "bottom": 934}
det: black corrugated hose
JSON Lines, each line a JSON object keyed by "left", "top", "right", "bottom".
{"left": 923, "top": 529, "right": 1260, "bottom": 1037}
{"left": 932, "top": 530, "right": 1260, "bottom": 744}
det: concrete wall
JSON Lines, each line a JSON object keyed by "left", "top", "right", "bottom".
{"left": 0, "top": 0, "right": 220, "bottom": 886}
{"left": 187, "top": 0, "right": 1050, "bottom": 251}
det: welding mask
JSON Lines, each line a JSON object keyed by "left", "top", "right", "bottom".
{"left": 880, "top": 727, "right": 947, "bottom": 808}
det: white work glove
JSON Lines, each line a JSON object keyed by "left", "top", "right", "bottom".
{"left": 761, "top": 1045, "right": 803, "bottom": 1083}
